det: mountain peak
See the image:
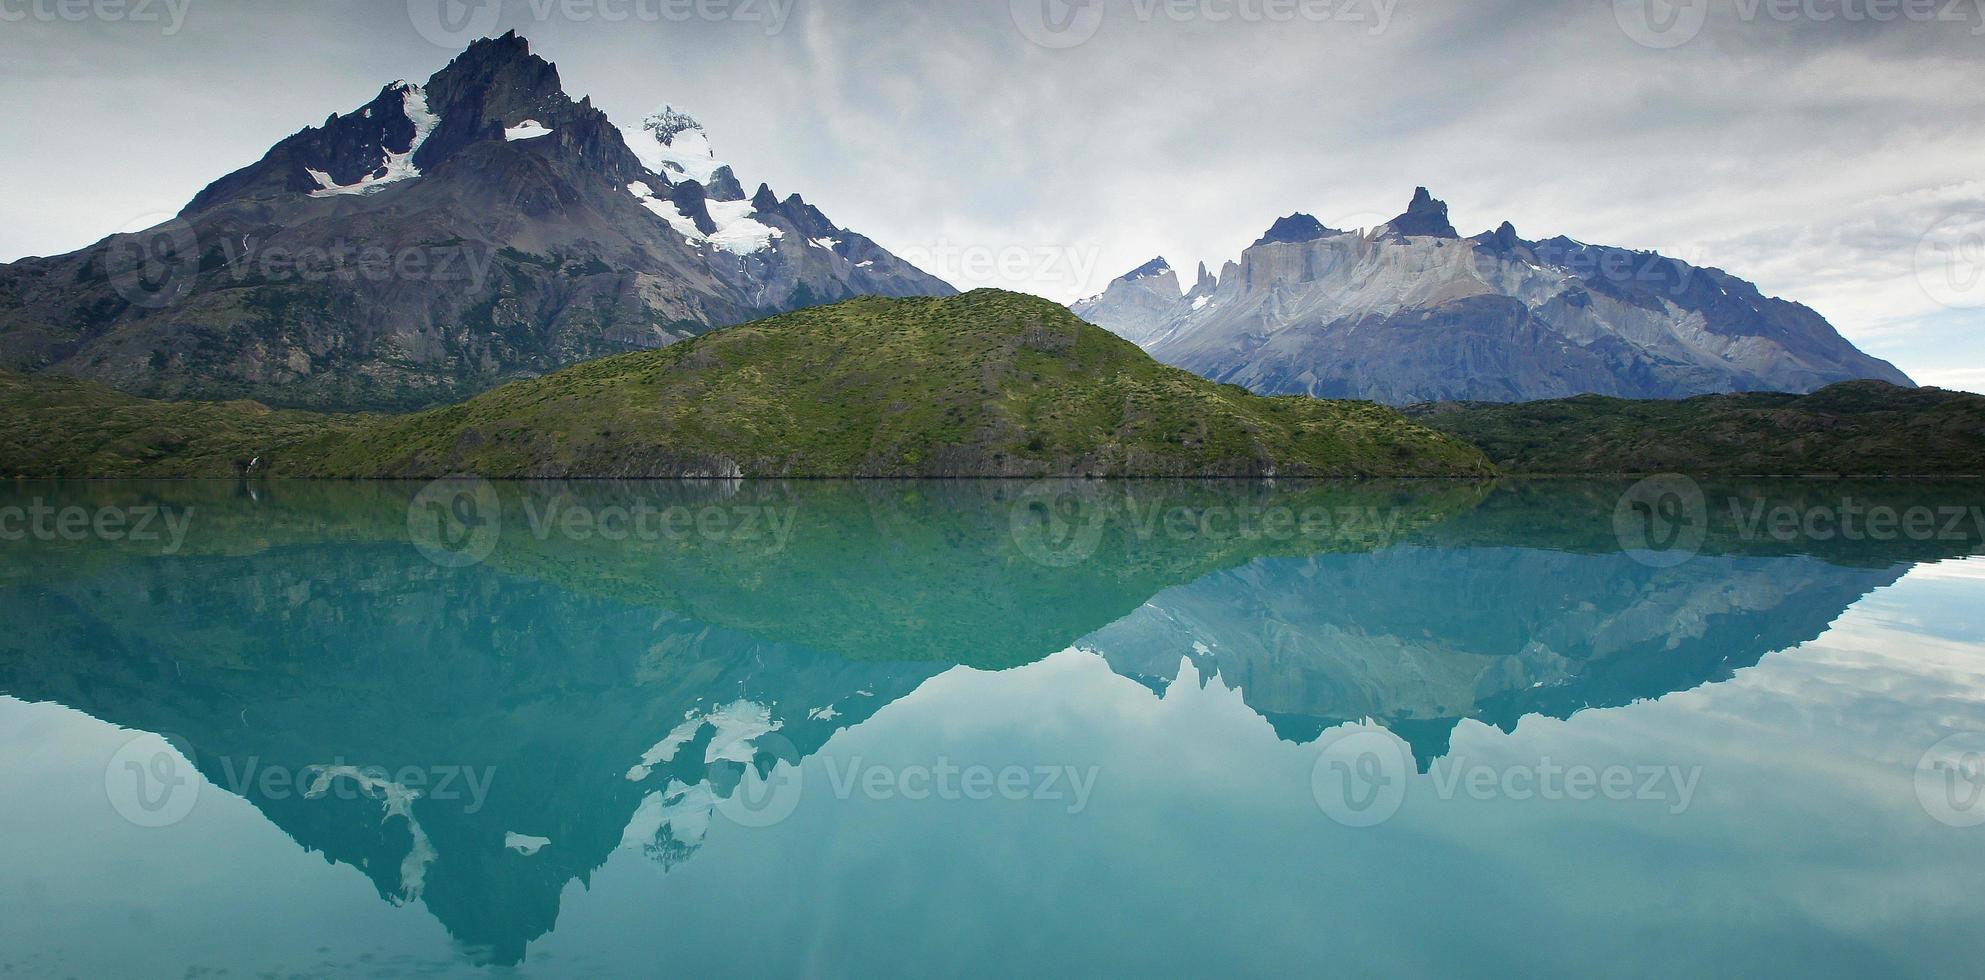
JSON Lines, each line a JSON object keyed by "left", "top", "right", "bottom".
{"left": 623, "top": 104, "right": 727, "bottom": 185}
{"left": 1383, "top": 187, "right": 1458, "bottom": 239}
{"left": 642, "top": 105, "right": 704, "bottom": 146}
{"left": 17, "top": 33, "right": 957, "bottom": 412}
{"left": 459, "top": 29, "right": 530, "bottom": 59}
{"left": 1253, "top": 213, "right": 1337, "bottom": 247}
{"left": 1475, "top": 220, "right": 1521, "bottom": 251}
{"left": 429, "top": 31, "right": 561, "bottom": 99}
{"left": 1125, "top": 257, "right": 1172, "bottom": 281}
{"left": 1191, "top": 261, "right": 1217, "bottom": 295}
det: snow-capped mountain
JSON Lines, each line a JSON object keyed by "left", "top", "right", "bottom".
{"left": 1074, "top": 257, "right": 1220, "bottom": 347}
{"left": 1072, "top": 188, "right": 1912, "bottom": 405}
{"left": 0, "top": 32, "right": 953, "bottom": 411}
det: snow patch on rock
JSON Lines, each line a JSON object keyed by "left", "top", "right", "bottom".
{"left": 626, "top": 710, "right": 708, "bottom": 781}
{"left": 302, "top": 764, "right": 436, "bottom": 902}
{"left": 627, "top": 181, "right": 707, "bottom": 244}
{"left": 623, "top": 105, "right": 726, "bottom": 184}
{"left": 504, "top": 832, "right": 551, "bottom": 856}
{"left": 705, "top": 199, "right": 783, "bottom": 255}
{"left": 309, "top": 83, "right": 439, "bottom": 198}
{"left": 627, "top": 181, "right": 781, "bottom": 254}
{"left": 504, "top": 120, "right": 553, "bottom": 141}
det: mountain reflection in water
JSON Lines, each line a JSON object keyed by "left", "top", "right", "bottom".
{"left": 2, "top": 478, "right": 1982, "bottom": 970}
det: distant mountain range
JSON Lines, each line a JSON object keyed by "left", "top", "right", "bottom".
{"left": 1072, "top": 188, "right": 1913, "bottom": 405}
{"left": 0, "top": 37, "right": 1922, "bottom": 416}
{"left": 9, "top": 295, "right": 1981, "bottom": 480}
{"left": 0, "top": 32, "right": 952, "bottom": 411}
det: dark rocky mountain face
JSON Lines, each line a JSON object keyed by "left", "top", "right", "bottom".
{"left": 1380, "top": 185, "right": 1459, "bottom": 239}
{"left": 0, "top": 32, "right": 954, "bottom": 411}
{"left": 1254, "top": 213, "right": 1335, "bottom": 247}
{"left": 1072, "top": 188, "right": 1913, "bottom": 405}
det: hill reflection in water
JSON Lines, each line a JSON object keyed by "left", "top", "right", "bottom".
{"left": 2, "top": 478, "right": 1981, "bottom": 966}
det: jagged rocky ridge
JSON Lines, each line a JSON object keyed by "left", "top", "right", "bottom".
{"left": 0, "top": 32, "right": 953, "bottom": 411}
{"left": 1072, "top": 188, "right": 1913, "bottom": 405}
{"left": 1082, "top": 547, "right": 1903, "bottom": 766}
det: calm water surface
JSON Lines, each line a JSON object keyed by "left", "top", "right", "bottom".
{"left": 2, "top": 479, "right": 1984, "bottom": 977}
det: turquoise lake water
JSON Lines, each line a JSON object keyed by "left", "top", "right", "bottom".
{"left": 2, "top": 479, "right": 1984, "bottom": 977}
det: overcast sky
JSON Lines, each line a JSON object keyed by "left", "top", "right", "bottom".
{"left": 2, "top": 0, "right": 1981, "bottom": 389}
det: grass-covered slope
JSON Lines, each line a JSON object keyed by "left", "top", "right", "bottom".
{"left": 280, "top": 290, "right": 1490, "bottom": 478}
{"left": 0, "top": 370, "right": 364, "bottom": 478}
{"left": 1406, "top": 381, "right": 1985, "bottom": 475}
{"left": 0, "top": 291, "right": 1488, "bottom": 478}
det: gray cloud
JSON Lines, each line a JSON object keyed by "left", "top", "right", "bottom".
{"left": 1, "top": 0, "right": 1980, "bottom": 387}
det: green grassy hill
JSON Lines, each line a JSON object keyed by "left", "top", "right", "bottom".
{"left": 282, "top": 290, "right": 1489, "bottom": 478}
{"left": 1, "top": 290, "right": 1490, "bottom": 478}
{"left": 1406, "top": 381, "right": 1985, "bottom": 475}
{"left": 0, "top": 370, "right": 365, "bottom": 478}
